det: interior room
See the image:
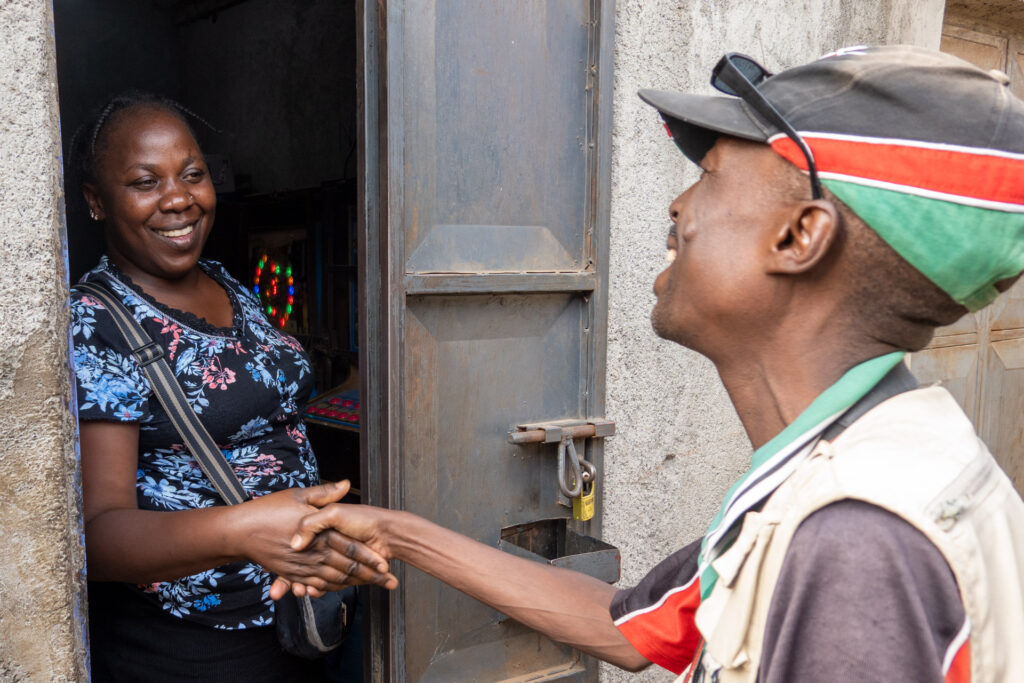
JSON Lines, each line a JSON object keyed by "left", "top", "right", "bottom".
{"left": 54, "top": 1, "right": 365, "bottom": 675}
{"left": 55, "top": 0, "right": 363, "bottom": 489}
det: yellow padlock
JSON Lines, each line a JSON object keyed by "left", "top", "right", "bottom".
{"left": 573, "top": 481, "right": 595, "bottom": 521}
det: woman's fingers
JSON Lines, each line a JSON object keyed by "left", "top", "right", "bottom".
{"left": 269, "top": 576, "right": 292, "bottom": 601}
{"left": 322, "top": 529, "right": 390, "bottom": 574}
{"left": 271, "top": 533, "right": 398, "bottom": 591}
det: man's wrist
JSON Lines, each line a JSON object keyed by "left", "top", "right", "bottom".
{"left": 377, "top": 508, "right": 420, "bottom": 563}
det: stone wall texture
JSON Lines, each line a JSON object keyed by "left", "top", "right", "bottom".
{"left": 0, "top": 0, "right": 87, "bottom": 681}
{"left": 602, "top": 1, "right": 944, "bottom": 680}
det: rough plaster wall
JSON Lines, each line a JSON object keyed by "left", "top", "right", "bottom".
{"left": 0, "top": 1, "right": 87, "bottom": 681}
{"left": 601, "top": 1, "right": 943, "bottom": 681}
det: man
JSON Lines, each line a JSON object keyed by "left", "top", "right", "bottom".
{"left": 281, "top": 46, "right": 1024, "bottom": 681}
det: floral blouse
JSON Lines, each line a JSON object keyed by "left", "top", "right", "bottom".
{"left": 71, "top": 256, "right": 318, "bottom": 629}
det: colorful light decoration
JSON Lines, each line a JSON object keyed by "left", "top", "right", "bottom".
{"left": 252, "top": 254, "right": 296, "bottom": 329}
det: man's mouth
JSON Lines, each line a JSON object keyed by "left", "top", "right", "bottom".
{"left": 152, "top": 222, "right": 196, "bottom": 239}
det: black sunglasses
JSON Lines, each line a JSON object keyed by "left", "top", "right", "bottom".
{"left": 711, "top": 53, "right": 823, "bottom": 200}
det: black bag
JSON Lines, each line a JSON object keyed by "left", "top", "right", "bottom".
{"left": 275, "top": 589, "right": 357, "bottom": 659}
{"left": 75, "top": 280, "right": 355, "bottom": 659}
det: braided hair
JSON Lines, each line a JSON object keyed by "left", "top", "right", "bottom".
{"left": 68, "top": 90, "right": 217, "bottom": 212}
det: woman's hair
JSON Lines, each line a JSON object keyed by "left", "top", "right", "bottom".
{"left": 67, "top": 91, "right": 216, "bottom": 215}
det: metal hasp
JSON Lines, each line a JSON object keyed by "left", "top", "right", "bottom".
{"left": 508, "top": 418, "right": 616, "bottom": 445}
{"left": 509, "top": 419, "right": 615, "bottom": 512}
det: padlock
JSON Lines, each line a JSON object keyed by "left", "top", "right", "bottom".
{"left": 573, "top": 480, "right": 595, "bottom": 521}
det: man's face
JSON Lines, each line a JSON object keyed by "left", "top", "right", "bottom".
{"left": 650, "top": 136, "right": 798, "bottom": 356}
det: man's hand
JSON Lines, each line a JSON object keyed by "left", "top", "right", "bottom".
{"left": 290, "top": 502, "right": 392, "bottom": 557}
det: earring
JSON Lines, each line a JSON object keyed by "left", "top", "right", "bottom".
{"left": 89, "top": 208, "right": 99, "bottom": 221}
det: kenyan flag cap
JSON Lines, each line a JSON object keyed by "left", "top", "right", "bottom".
{"left": 639, "top": 45, "right": 1024, "bottom": 311}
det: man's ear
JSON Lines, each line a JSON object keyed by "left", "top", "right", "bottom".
{"left": 83, "top": 183, "right": 104, "bottom": 221}
{"left": 765, "top": 200, "right": 841, "bottom": 274}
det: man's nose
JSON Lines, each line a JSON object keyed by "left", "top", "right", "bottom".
{"left": 668, "top": 191, "right": 688, "bottom": 223}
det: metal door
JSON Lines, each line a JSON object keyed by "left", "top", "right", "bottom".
{"left": 358, "top": 1, "right": 616, "bottom": 681}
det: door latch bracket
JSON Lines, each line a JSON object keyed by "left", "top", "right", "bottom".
{"left": 507, "top": 418, "right": 616, "bottom": 445}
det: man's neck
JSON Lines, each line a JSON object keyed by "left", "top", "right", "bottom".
{"left": 714, "top": 333, "right": 898, "bottom": 450}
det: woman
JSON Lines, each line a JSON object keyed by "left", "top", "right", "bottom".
{"left": 69, "top": 92, "right": 388, "bottom": 682}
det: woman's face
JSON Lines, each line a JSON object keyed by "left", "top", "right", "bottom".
{"left": 84, "top": 106, "right": 216, "bottom": 284}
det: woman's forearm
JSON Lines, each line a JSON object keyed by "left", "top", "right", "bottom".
{"left": 84, "top": 505, "right": 246, "bottom": 583}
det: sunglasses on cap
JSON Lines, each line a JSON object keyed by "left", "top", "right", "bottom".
{"left": 711, "top": 52, "right": 824, "bottom": 200}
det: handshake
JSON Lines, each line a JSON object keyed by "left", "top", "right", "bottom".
{"left": 253, "top": 478, "right": 646, "bottom": 672}
{"left": 259, "top": 479, "right": 399, "bottom": 601}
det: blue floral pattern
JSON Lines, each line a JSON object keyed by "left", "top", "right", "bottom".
{"left": 71, "top": 257, "right": 318, "bottom": 629}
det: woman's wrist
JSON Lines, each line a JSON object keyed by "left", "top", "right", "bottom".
{"left": 220, "top": 501, "right": 256, "bottom": 562}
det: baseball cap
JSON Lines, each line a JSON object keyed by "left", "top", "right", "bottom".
{"left": 639, "top": 45, "right": 1024, "bottom": 311}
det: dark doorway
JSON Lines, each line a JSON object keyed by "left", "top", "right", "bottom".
{"left": 54, "top": 0, "right": 364, "bottom": 678}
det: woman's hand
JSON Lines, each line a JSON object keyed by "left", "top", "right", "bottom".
{"left": 234, "top": 481, "right": 395, "bottom": 595}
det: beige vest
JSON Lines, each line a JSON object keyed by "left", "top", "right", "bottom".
{"left": 687, "top": 386, "right": 1024, "bottom": 683}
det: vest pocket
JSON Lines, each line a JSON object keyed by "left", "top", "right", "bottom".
{"left": 698, "top": 510, "right": 780, "bottom": 672}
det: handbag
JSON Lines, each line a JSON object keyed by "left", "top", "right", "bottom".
{"left": 74, "top": 280, "right": 355, "bottom": 660}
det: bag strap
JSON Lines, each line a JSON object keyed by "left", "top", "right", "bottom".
{"left": 74, "top": 280, "right": 250, "bottom": 506}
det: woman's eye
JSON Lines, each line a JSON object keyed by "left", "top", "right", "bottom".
{"left": 131, "top": 178, "right": 157, "bottom": 189}
{"left": 184, "top": 169, "right": 206, "bottom": 183}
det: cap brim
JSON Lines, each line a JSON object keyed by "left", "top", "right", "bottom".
{"left": 638, "top": 89, "right": 769, "bottom": 164}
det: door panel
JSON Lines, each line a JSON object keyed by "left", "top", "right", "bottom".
{"left": 363, "top": 1, "right": 615, "bottom": 680}
{"left": 988, "top": 276, "right": 1024, "bottom": 332}
{"left": 401, "top": 0, "right": 591, "bottom": 274}
{"left": 906, "top": 344, "right": 980, "bottom": 418}
{"left": 980, "top": 339, "right": 1024, "bottom": 491}
{"left": 939, "top": 25, "right": 1007, "bottom": 71}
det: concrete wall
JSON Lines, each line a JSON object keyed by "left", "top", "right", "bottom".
{"left": 602, "top": 1, "right": 944, "bottom": 680}
{"left": 0, "top": 1, "right": 88, "bottom": 681}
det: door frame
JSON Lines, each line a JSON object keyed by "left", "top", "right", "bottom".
{"left": 357, "top": 1, "right": 616, "bottom": 679}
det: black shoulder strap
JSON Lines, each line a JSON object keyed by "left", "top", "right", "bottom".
{"left": 821, "top": 361, "right": 919, "bottom": 442}
{"left": 74, "top": 280, "right": 250, "bottom": 506}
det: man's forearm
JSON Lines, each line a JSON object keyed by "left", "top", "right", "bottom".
{"left": 379, "top": 509, "right": 650, "bottom": 671}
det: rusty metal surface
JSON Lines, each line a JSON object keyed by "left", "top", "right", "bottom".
{"left": 500, "top": 519, "right": 621, "bottom": 584}
{"left": 509, "top": 419, "right": 616, "bottom": 444}
{"left": 364, "top": 0, "right": 615, "bottom": 680}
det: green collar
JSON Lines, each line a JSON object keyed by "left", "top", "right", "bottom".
{"left": 697, "top": 351, "right": 906, "bottom": 599}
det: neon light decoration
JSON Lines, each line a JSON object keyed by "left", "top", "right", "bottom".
{"left": 252, "top": 254, "right": 296, "bottom": 329}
